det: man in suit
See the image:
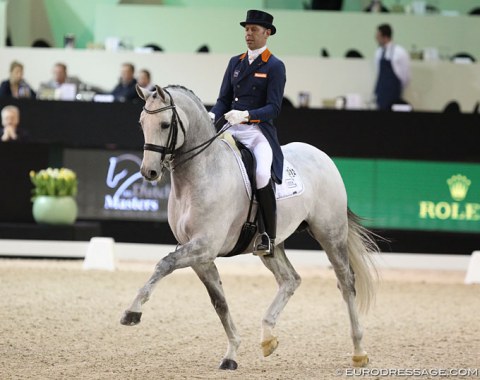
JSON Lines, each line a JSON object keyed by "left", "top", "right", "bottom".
{"left": 209, "top": 9, "right": 286, "bottom": 256}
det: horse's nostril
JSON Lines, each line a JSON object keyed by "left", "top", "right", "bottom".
{"left": 148, "top": 170, "right": 157, "bottom": 179}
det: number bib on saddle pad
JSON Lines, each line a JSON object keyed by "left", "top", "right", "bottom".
{"left": 220, "top": 134, "right": 304, "bottom": 200}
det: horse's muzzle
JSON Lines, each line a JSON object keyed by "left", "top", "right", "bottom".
{"left": 141, "top": 165, "right": 161, "bottom": 182}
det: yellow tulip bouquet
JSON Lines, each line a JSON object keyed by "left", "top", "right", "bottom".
{"left": 29, "top": 167, "right": 78, "bottom": 198}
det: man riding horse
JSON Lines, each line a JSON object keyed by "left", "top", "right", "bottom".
{"left": 209, "top": 9, "right": 286, "bottom": 256}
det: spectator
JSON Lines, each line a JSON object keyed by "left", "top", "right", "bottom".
{"left": 1, "top": 105, "right": 28, "bottom": 142}
{"left": 42, "top": 62, "right": 82, "bottom": 90}
{"left": 137, "top": 69, "right": 155, "bottom": 91}
{"left": 38, "top": 62, "right": 83, "bottom": 100}
{"left": 373, "top": 24, "right": 411, "bottom": 110}
{"left": 111, "top": 63, "right": 137, "bottom": 102}
{"left": 0, "top": 61, "right": 36, "bottom": 99}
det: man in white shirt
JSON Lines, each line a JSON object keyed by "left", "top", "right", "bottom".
{"left": 374, "top": 24, "right": 411, "bottom": 110}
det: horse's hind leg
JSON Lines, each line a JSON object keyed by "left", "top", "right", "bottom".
{"left": 312, "top": 226, "right": 369, "bottom": 367}
{"left": 259, "top": 242, "right": 301, "bottom": 357}
{"left": 192, "top": 262, "right": 241, "bottom": 370}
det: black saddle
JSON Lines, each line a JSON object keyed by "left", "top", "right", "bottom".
{"left": 235, "top": 139, "right": 257, "bottom": 191}
{"left": 223, "top": 138, "right": 258, "bottom": 257}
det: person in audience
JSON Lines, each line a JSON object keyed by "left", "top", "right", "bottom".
{"left": 137, "top": 69, "right": 155, "bottom": 91}
{"left": 42, "top": 62, "right": 82, "bottom": 89}
{"left": 373, "top": 23, "right": 411, "bottom": 110}
{"left": 0, "top": 61, "right": 36, "bottom": 99}
{"left": 1, "top": 105, "right": 28, "bottom": 142}
{"left": 111, "top": 63, "right": 137, "bottom": 102}
{"left": 38, "top": 62, "right": 83, "bottom": 100}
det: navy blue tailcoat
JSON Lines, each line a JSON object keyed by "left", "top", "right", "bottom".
{"left": 211, "top": 49, "right": 286, "bottom": 184}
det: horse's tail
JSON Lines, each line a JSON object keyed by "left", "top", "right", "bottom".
{"left": 346, "top": 208, "right": 379, "bottom": 314}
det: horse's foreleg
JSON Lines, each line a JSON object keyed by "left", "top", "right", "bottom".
{"left": 259, "top": 242, "right": 301, "bottom": 357}
{"left": 120, "top": 238, "right": 216, "bottom": 326}
{"left": 192, "top": 262, "right": 241, "bottom": 370}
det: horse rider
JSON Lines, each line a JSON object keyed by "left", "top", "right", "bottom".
{"left": 209, "top": 9, "right": 286, "bottom": 256}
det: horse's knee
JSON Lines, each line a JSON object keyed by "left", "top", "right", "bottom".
{"left": 285, "top": 274, "right": 301, "bottom": 296}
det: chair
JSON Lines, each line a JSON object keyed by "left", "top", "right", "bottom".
{"left": 31, "top": 39, "right": 51, "bottom": 48}
{"left": 345, "top": 49, "right": 363, "bottom": 58}
{"left": 143, "top": 43, "right": 163, "bottom": 52}
{"left": 451, "top": 53, "right": 476, "bottom": 63}
{"left": 196, "top": 44, "right": 210, "bottom": 53}
{"left": 443, "top": 101, "right": 461, "bottom": 113}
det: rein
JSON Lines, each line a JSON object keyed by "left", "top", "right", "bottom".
{"left": 142, "top": 88, "right": 230, "bottom": 171}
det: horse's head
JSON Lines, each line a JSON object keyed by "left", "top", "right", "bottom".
{"left": 137, "top": 84, "right": 187, "bottom": 181}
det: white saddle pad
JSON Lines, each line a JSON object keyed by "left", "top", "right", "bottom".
{"left": 221, "top": 139, "right": 304, "bottom": 201}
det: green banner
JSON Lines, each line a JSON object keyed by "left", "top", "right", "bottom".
{"left": 334, "top": 158, "right": 480, "bottom": 233}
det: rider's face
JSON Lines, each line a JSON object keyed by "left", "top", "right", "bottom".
{"left": 244, "top": 24, "right": 270, "bottom": 51}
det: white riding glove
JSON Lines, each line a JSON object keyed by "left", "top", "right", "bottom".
{"left": 207, "top": 112, "right": 215, "bottom": 124}
{"left": 225, "top": 110, "right": 249, "bottom": 125}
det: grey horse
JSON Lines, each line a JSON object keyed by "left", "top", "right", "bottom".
{"left": 121, "top": 84, "right": 378, "bottom": 370}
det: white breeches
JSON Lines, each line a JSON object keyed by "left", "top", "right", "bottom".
{"left": 229, "top": 123, "right": 273, "bottom": 189}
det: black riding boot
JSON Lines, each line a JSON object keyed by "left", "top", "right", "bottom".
{"left": 253, "top": 181, "right": 277, "bottom": 256}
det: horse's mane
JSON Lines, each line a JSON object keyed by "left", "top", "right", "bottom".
{"left": 165, "top": 85, "right": 208, "bottom": 114}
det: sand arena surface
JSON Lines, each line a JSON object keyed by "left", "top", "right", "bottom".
{"left": 0, "top": 258, "right": 479, "bottom": 380}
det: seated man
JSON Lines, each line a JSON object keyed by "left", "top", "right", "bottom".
{"left": 111, "top": 63, "right": 138, "bottom": 102}
{"left": 137, "top": 69, "right": 155, "bottom": 91}
{"left": 39, "top": 62, "right": 83, "bottom": 100}
{"left": 1, "top": 105, "right": 28, "bottom": 142}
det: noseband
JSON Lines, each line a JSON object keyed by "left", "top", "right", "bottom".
{"left": 143, "top": 88, "right": 186, "bottom": 165}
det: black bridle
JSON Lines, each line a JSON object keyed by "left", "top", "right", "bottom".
{"left": 143, "top": 88, "right": 186, "bottom": 164}
{"left": 142, "top": 87, "right": 230, "bottom": 171}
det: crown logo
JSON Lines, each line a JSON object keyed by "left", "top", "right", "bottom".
{"left": 447, "top": 174, "right": 471, "bottom": 201}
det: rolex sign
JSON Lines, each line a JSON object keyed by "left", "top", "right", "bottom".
{"left": 334, "top": 159, "right": 480, "bottom": 233}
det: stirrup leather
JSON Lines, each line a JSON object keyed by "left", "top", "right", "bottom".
{"left": 253, "top": 233, "right": 274, "bottom": 256}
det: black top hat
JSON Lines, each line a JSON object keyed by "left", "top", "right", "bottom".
{"left": 240, "top": 10, "right": 276, "bottom": 35}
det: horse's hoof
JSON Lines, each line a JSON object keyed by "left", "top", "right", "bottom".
{"left": 261, "top": 337, "right": 279, "bottom": 357}
{"left": 219, "top": 359, "right": 238, "bottom": 370}
{"left": 120, "top": 311, "right": 142, "bottom": 326}
{"left": 352, "top": 354, "right": 369, "bottom": 367}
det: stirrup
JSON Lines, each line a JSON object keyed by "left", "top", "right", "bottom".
{"left": 253, "top": 233, "right": 274, "bottom": 256}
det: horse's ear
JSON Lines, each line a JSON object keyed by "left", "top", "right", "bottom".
{"left": 136, "top": 84, "right": 151, "bottom": 101}
{"left": 155, "top": 85, "right": 167, "bottom": 101}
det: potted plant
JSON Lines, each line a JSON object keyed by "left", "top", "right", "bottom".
{"left": 29, "top": 167, "right": 78, "bottom": 225}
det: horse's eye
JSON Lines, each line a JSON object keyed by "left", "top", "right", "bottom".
{"left": 161, "top": 122, "right": 170, "bottom": 129}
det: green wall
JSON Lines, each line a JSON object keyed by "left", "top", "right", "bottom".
{"left": 43, "top": 0, "right": 117, "bottom": 48}
{"left": 6, "top": 0, "right": 480, "bottom": 49}
{"left": 0, "top": 1, "right": 5, "bottom": 48}
{"left": 93, "top": 5, "right": 480, "bottom": 59}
